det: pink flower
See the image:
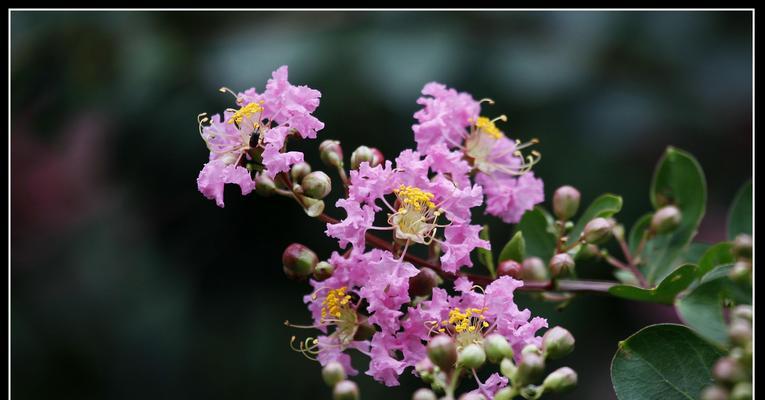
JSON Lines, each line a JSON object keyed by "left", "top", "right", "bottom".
{"left": 325, "top": 149, "right": 489, "bottom": 274}
{"left": 467, "top": 373, "right": 509, "bottom": 399}
{"left": 412, "top": 82, "right": 480, "bottom": 154}
{"left": 477, "top": 171, "right": 544, "bottom": 224}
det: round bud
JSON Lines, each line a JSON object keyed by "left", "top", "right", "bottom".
{"left": 731, "top": 305, "right": 753, "bottom": 322}
{"left": 732, "top": 234, "right": 752, "bottom": 259}
{"left": 500, "top": 357, "right": 516, "bottom": 379}
{"left": 612, "top": 223, "right": 625, "bottom": 240}
{"left": 576, "top": 243, "right": 600, "bottom": 260}
{"left": 521, "top": 344, "right": 542, "bottom": 357}
{"left": 493, "top": 387, "right": 514, "bottom": 400}
{"left": 553, "top": 186, "right": 580, "bottom": 221}
{"left": 370, "top": 147, "right": 384, "bottom": 167}
{"left": 728, "top": 261, "right": 752, "bottom": 284}
{"left": 713, "top": 357, "right": 747, "bottom": 384}
{"left": 514, "top": 352, "right": 545, "bottom": 386}
{"left": 409, "top": 267, "right": 442, "bottom": 297}
{"left": 458, "top": 343, "right": 486, "bottom": 369}
{"left": 414, "top": 357, "right": 434, "bottom": 376}
{"left": 412, "top": 388, "right": 437, "bottom": 400}
{"left": 728, "top": 319, "right": 752, "bottom": 347}
{"left": 583, "top": 217, "right": 613, "bottom": 244}
{"left": 542, "top": 367, "right": 578, "bottom": 393}
{"left": 484, "top": 333, "right": 513, "bottom": 363}
{"left": 427, "top": 335, "right": 458, "bottom": 371}
{"left": 521, "top": 257, "right": 549, "bottom": 281}
{"left": 651, "top": 205, "right": 682, "bottom": 234}
{"left": 322, "top": 361, "right": 346, "bottom": 387}
{"left": 332, "top": 380, "right": 359, "bottom": 400}
{"left": 730, "top": 382, "right": 752, "bottom": 400}
{"left": 320, "top": 140, "right": 344, "bottom": 168}
{"left": 282, "top": 243, "right": 318, "bottom": 280}
{"left": 497, "top": 260, "right": 522, "bottom": 278}
{"left": 350, "top": 146, "right": 374, "bottom": 170}
{"left": 313, "top": 261, "right": 335, "bottom": 281}
{"left": 549, "top": 253, "right": 575, "bottom": 278}
{"left": 290, "top": 162, "right": 312, "bottom": 183}
{"left": 701, "top": 385, "right": 730, "bottom": 400}
{"left": 302, "top": 171, "right": 332, "bottom": 199}
{"left": 254, "top": 173, "right": 276, "bottom": 196}
{"left": 542, "top": 326, "right": 575, "bottom": 360}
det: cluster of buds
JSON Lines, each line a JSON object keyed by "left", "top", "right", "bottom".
{"left": 700, "top": 305, "right": 753, "bottom": 400}
{"left": 496, "top": 257, "right": 548, "bottom": 282}
{"left": 321, "top": 361, "right": 360, "bottom": 400}
{"left": 729, "top": 234, "right": 752, "bottom": 284}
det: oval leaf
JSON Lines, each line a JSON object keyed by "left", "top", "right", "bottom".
{"left": 697, "top": 242, "right": 734, "bottom": 278}
{"left": 499, "top": 231, "right": 525, "bottom": 263}
{"left": 611, "top": 324, "right": 722, "bottom": 400}
{"left": 514, "top": 207, "right": 556, "bottom": 263}
{"left": 566, "top": 194, "right": 623, "bottom": 246}
{"left": 609, "top": 264, "right": 697, "bottom": 304}
{"left": 727, "top": 180, "right": 752, "bottom": 240}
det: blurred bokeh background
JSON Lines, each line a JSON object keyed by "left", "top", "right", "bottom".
{"left": 11, "top": 11, "right": 752, "bottom": 400}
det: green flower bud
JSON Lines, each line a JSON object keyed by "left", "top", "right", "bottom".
{"left": 302, "top": 171, "right": 332, "bottom": 199}
{"left": 500, "top": 357, "right": 516, "bottom": 379}
{"left": 728, "top": 319, "right": 752, "bottom": 347}
{"left": 300, "top": 196, "right": 325, "bottom": 217}
{"left": 497, "top": 260, "right": 522, "bottom": 278}
{"left": 728, "top": 261, "right": 752, "bottom": 284}
{"left": 521, "top": 344, "right": 542, "bottom": 357}
{"left": 549, "top": 253, "right": 575, "bottom": 278}
{"left": 542, "top": 326, "right": 575, "bottom": 360}
{"left": 493, "top": 387, "right": 514, "bottom": 400}
{"left": 458, "top": 343, "right": 486, "bottom": 369}
{"left": 730, "top": 382, "right": 752, "bottom": 400}
{"left": 484, "top": 333, "right": 513, "bottom": 363}
{"left": 713, "top": 357, "right": 747, "bottom": 384}
{"left": 282, "top": 243, "right": 318, "bottom": 280}
{"left": 254, "top": 173, "right": 276, "bottom": 196}
{"left": 553, "top": 185, "right": 580, "bottom": 221}
{"left": 651, "top": 205, "right": 682, "bottom": 234}
{"left": 514, "top": 352, "right": 545, "bottom": 386}
{"left": 290, "top": 162, "right": 312, "bottom": 183}
{"left": 576, "top": 243, "right": 600, "bottom": 260}
{"left": 612, "top": 222, "right": 625, "bottom": 240}
{"left": 732, "top": 234, "right": 752, "bottom": 259}
{"left": 427, "top": 335, "right": 457, "bottom": 371}
{"left": 322, "top": 361, "right": 346, "bottom": 387}
{"left": 320, "top": 140, "right": 344, "bottom": 168}
{"left": 350, "top": 146, "right": 374, "bottom": 170}
{"left": 313, "top": 261, "right": 335, "bottom": 281}
{"left": 582, "top": 217, "right": 613, "bottom": 244}
{"left": 414, "top": 358, "right": 435, "bottom": 384}
{"left": 542, "top": 367, "right": 578, "bottom": 393}
{"left": 521, "top": 257, "right": 548, "bottom": 281}
{"left": 732, "top": 305, "right": 753, "bottom": 322}
{"left": 701, "top": 385, "right": 730, "bottom": 400}
{"left": 333, "top": 380, "right": 359, "bottom": 400}
{"left": 409, "top": 267, "right": 442, "bottom": 297}
{"left": 412, "top": 388, "right": 437, "bottom": 400}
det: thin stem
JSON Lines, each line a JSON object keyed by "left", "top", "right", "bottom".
{"left": 615, "top": 232, "right": 649, "bottom": 288}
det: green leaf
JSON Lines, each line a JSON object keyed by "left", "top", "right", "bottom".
{"left": 675, "top": 265, "right": 752, "bottom": 346}
{"left": 727, "top": 180, "right": 752, "bottom": 240}
{"left": 566, "top": 194, "right": 623, "bottom": 246}
{"left": 608, "top": 264, "right": 696, "bottom": 304}
{"left": 499, "top": 231, "right": 525, "bottom": 263}
{"left": 514, "top": 207, "right": 556, "bottom": 263}
{"left": 478, "top": 225, "right": 496, "bottom": 278}
{"left": 611, "top": 324, "right": 723, "bottom": 400}
{"left": 697, "top": 242, "right": 734, "bottom": 278}
{"left": 644, "top": 147, "right": 707, "bottom": 285}
{"left": 628, "top": 213, "right": 652, "bottom": 254}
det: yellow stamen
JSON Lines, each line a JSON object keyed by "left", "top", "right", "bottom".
{"left": 393, "top": 185, "right": 436, "bottom": 212}
{"left": 227, "top": 101, "right": 264, "bottom": 125}
{"left": 321, "top": 287, "right": 352, "bottom": 320}
{"left": 475, "top": 116, "right": 504, "bottom": 139}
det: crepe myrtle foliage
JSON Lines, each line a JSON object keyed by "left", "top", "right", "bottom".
{"left": 195, "top": 66, "right": 752, "bottom": 400}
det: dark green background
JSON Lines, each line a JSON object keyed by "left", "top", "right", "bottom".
{"left": 11, "top": 11, "right": 752, "bottom": 399}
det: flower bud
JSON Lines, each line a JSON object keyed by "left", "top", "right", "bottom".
{"left": 701, "top": 385, "right": 730, "bottom": 400}
{"left": 728, "top": 319, "right": 752, "bottom": 347}
{"left": 290, "top": 162, "right": 312, "bottom": 183}
{"left": 500, "top": 357, "right": 516, "bottom": 379}
{"left": 732, "top": 234, "right": 752, "bottom": 260}
{"left": 313, "top": 261, "right": 335, "bottom": 281}
{"left": 612, "top": 222, "right": 625, "bottom": 240}
{"left": 322, "top": 361, "right": 346, "bottom": 387}
{"left": 731, "top": 305, "right": 753, "bottom": 322}
{"left": 521, "top": 257, "right": 548, "bottom": 281}
{"left": 458, "top": 394, "right": 486, "bottom": 400}
{"left": 730, "top": 382, "right": 752, "bottom": 400}
{"left": 350, "top": 146, "right": 374, "bottom": 170}
{"left": 493, "top": 388, "right": 514, "bottom": 400}
{"left": 370, "top": 147, "right": 384, "bottom": 166}
{"left": 582, "top": 218, "right": 613, "bottom": 244}
{"left": 713, "top": 357, "right": 747, "bottom": 384}
{"left": 542, "top": 326, "right": 575, "bottom": 360}
{"left": 409, "top": 267, "right": 442, "bottom": 297}
{"left": 497, "top": 260, "right": 522, "bottom": 278}
{"left": 542, "top": 367, "right": 578, "bottom": 393}
{"left": 320, "top": 140, "right": 344, "bottom": 168}
{"left": 300, "top": 196, "right": 325, "bottom": 217}
{"left": 576, "top": 243, "right": 600, "bottom": 260}
{"left": 412, "top": 388, "right": 437, "bottom": 400}
{"left": 521, "top": 344, "right": 542, "bottom": 357}
{"left": 514, "top": 352, "right": 545, "bottom": 386}
{"left": 549, "top": 253, "right": 575, "bottom": 278}
{"left": 553, "top": 186, "right": 580, "bottom": 221}
{"left": 282, "top": 243, "right": 318, "bottom": 280}
{"left": 651, "top": 205, "right": 682, "bottom": 234}
{"left": 458, "top": 343, "right": 486, "bottom": 369}
{"left": 728, "top": 261, "right": 752, "bottom": 284}
{"left": 302, "top": 171, "right": 332, "bottom": 199}
{"left": 332, "top": 380, "right": 359, "bottom": 400}
{"left": 484, "top": 333, "right": 513, "bottom": 363}
{"left": 254, "top": 173, "right": 276, "bottom": 196}
{"left": 427, "top": 335, "right": 457, "bottom": 371}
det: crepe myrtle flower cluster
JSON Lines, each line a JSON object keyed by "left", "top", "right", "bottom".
{"left": 195, "top": 68, "right": 580, "bottom": 399}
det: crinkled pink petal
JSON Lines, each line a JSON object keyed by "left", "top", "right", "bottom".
{"left": 440, "top": 224, "right": 490, "bottom": 273}
{"left": 366, "top": 333, "right": 407, "bottom": 386}
{"left": 426, "top": 143, "right": 471, "bottom": 187}
{"left": 347, "top": 160, "right": 395, "bottom": 208}
{"left": 477, "top": 171, "right": 544, "bottom": 223}
{"left": 468, "top": 373, "right": 509, "bottom": 399}
{"left": 412, "top": 82, "right": 480, "bottom": 154}
{"left": 196, "top": 160, "right": 255, "bottom": 207}
{"left": 325, "top": 200, "right": 376, "bottom": 250}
